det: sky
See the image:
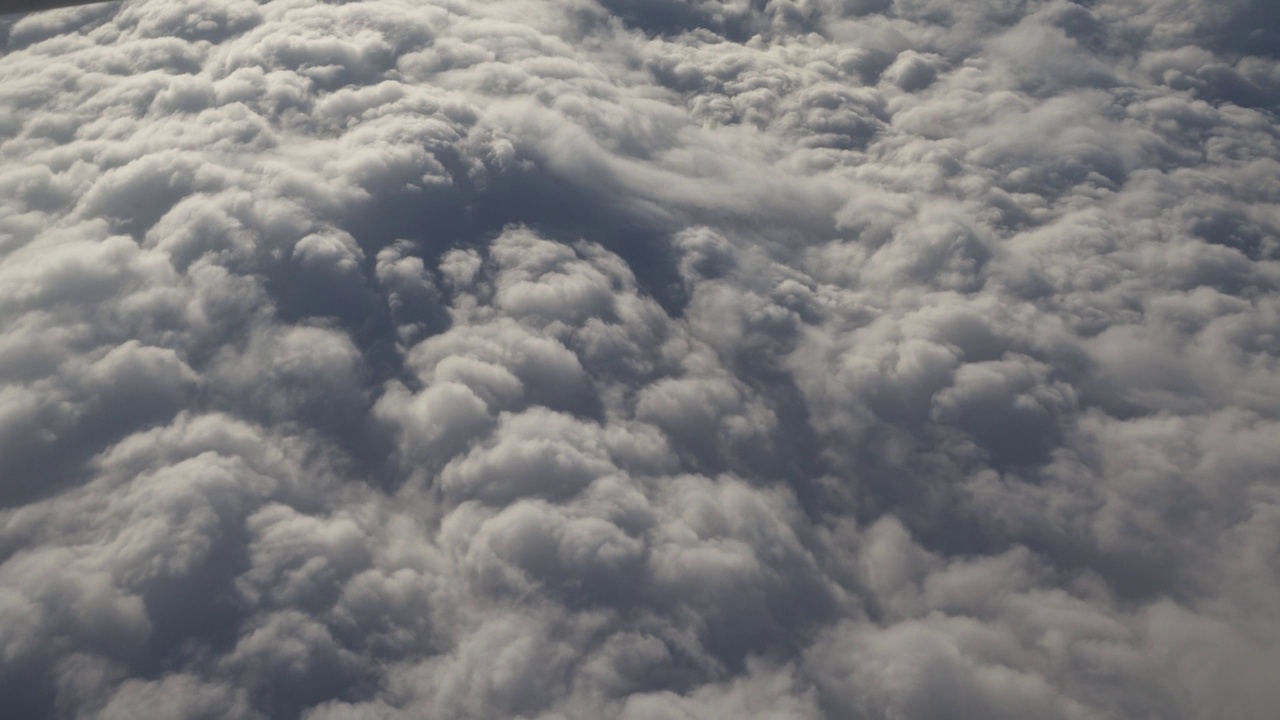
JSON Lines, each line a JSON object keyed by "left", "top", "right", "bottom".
{"left": 0, "top": 0, "right": 1278, "bottom": 717}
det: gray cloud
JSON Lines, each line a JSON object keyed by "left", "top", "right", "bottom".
{"left": 1, "top": 0, "right": 1278, "bottom": 717}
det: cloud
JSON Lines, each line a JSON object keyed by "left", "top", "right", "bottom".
{"left": 1, "top": 0, "right": 1278, "bottom": 717}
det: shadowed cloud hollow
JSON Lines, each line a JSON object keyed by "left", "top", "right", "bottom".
{"left": 1, "top": 0, "right": 1279, "bottom": 718}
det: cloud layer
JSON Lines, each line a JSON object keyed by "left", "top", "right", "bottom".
{"left": 1, "top": 0, "right": 1278, "bottom": 717}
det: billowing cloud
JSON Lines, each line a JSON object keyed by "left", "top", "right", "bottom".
{"left": 1, "top": 0, "right": 1278, "bottom": 717}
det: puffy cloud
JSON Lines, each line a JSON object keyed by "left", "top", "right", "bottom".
{"left": 1, "top": 0, "right": 1278, "bottom": 717}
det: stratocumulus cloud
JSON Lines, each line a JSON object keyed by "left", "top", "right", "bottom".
{"left": 1, "top": 0, "right": 1278, "bottom": 717}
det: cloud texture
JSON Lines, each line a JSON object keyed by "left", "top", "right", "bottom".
{"left": 1, "top": 0, "right": 1278, "bottom": 717}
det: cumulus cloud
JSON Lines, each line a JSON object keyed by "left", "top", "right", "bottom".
{"left": 1, "top": 0, "right": 1278, "bottom": 717}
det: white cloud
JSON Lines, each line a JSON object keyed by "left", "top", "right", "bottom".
{"left": 1, "top": 0, "right": 1278, "bottom": 717}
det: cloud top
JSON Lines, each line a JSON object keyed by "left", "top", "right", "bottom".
{"left": 1, "top": 0, "right": 1278, "bottom": 717}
